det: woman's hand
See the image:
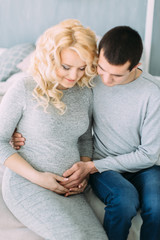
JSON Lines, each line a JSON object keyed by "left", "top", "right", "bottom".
{"left": 10, "top": 131, "right": 25, "bottom": 150}
{"left": 64, "top": 177, "right": 88, "bottom": 197}
{"left": 35, "top": 171, "right": 69, "bottom": 195}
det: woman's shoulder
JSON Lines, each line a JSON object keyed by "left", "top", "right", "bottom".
{"left": 79, "top": 86, "right": 93, "bottom": 106}
{"left": 23, "top": 75, "right": 36, "bottom": 90}
{"left": 82, "top": 85, "right": 93, "bottom": 94}
{"left": 12, "top": 75, "right": 36, "bottom": 94}
{"left": 80, "top": 85, "right": 93, "bottom": 100}
{"left": 8, "top": 74, "right": 35, "bottom": 89}
{"left": 3, "top": 75, "right": 36, "bottom": 103}
{"left": 70, "top": 84, "right": 92, "bottom": 98}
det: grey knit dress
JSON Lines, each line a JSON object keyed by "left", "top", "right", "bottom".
{"left": 0, "top": 77, "right": 107, "bottom": 240}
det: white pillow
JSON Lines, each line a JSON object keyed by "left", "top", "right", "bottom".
{"left": 0, "top": 43, "right": 35, "bottom": 82}
{"left": 17, "top": 51, "right": 35, "bottom": 72}
{"left": 0, "top": 48, "right": 7, "bottom": 55}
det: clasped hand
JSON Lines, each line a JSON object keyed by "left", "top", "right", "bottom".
{"left": 34, "top": 171, "right": 88, "bottom": 197}
{"left": 60, "top": 161, "right": 90, "bottom": 195}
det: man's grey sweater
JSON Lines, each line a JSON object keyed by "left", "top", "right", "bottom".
{"left": 93, "top": 71, "right": 160, "bottom": 173}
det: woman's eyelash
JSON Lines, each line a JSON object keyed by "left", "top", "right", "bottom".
{"left": 79, "top": 67, "right": 85, "bottom": 71}
{"left": 62, "top": 65, "right": 70, "bottom": 70}
{"left": 62, "top": 65, "right": 85, "bottom": 71}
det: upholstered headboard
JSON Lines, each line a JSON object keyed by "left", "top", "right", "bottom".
{"left": 1, "top": 0, "right": 147, "bottom": 48}
{"left": 0, "top": 0, "right": 159, "bottom": 76}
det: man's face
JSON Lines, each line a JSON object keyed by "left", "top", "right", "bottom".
{"left": 97, "top": 49, "right": 135, "bottom": 87}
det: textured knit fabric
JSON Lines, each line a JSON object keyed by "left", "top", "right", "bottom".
{"left": 0, "top": 77, "right": 106, "bottom": 240}
{"left": 0, "top": 43, "right": 35, "bottom": 82}
{"left": 92, "top": 71, "right": 160, "bottom": 173}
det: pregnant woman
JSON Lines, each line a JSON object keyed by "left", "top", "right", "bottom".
{"left": 0, "top": 19, "right": 106, "bottom": 239}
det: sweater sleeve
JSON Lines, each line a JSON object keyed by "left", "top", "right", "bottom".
{"left": 78, "top": 92, "right": 93, "bottom": 158}
{"left": 0, "top": 78, "right": 26, "bottom": 164}
{"left": 93, "top": 87, "right": 160, "bottom": 173}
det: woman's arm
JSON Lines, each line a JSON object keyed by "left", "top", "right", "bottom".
{"left": 5, "top": 153, "right": 69, "bottom": 194}
{"left": 0, "top": 79, "right": 69, "bottom": 194}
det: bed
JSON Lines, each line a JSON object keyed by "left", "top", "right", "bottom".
{"left": 0, "top": 44, "right": 143, "bottom": 240}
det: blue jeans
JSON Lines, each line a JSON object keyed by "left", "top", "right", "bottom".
{"left": 90, "top": 166, "right": 160, "bottom": 240}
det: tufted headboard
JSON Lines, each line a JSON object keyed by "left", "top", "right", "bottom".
{"left": 0, "top": 0, "right": 159, "bottom": 76}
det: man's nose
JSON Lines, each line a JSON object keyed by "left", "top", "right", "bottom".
{"left": 102, "top": 73, "right": 112, "bottom": 83}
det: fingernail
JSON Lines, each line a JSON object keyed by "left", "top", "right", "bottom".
{"left": 64, "top": 178, "right": 68, "bottom": 181}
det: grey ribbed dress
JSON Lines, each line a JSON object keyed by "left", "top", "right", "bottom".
{"left": 0, "top": 77, "right": 107, "bottom": 240}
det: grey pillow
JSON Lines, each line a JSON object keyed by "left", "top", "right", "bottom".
{"left": 0, "top": 43, "right": 35, "bottom": 82}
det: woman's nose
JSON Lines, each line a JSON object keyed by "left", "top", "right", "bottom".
{"left": 68, "top": 69, "right": 78, "bottom": 80}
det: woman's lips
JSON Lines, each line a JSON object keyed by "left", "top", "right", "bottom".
{"left": 65, "top": 78, "right": 76, "bottom": 82}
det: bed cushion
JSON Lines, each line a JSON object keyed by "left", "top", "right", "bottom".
{"left": 0, "top": 43, "right": 35, "bottom": 82}
{"left": 17, "top": 51, "right": 35, "bottom": 72}
{"left": 0, "top": 48, "right": 7, "bottom": 55}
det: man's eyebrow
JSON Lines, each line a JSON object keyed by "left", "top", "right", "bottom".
{"left": 98, "top": 63, "right": 123, "bottom": 77}
{"left": 98, "top": 64, "right": 105, "bottom": 71}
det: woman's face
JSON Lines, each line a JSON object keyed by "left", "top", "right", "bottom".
{"left": 56, "top": 48, "right": 86, "bottom": 90}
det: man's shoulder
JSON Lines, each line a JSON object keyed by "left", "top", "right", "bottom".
{"left": 140, "top": 72, "right": 160, "bottom": 90}
{"left": 137, "top": 72, "right": 160, "bottom": 101}
{"left": 92, "top": 75, "right": 101, "bottom": 84}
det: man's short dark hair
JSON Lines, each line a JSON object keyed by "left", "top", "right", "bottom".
{"left": 98, "top": 26, "right": 143, "bottom": 71}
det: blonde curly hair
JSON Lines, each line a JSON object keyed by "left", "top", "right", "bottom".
{"left": 29, "top": 19, "right": 98, "bottom": 114}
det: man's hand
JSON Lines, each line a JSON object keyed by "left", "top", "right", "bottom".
{"left": 64, "top": 178, "right": 88, "bottom": 197}
{"left": 10, "top": 131, "right": 25, "bottom": 150}
{"left": 61, "top": 161, "right": 96, "bottom": 188}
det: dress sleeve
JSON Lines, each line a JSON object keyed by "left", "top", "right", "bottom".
{"left": 78, "top": 91, "right": 93, "bottom": 158}
{"left": 0, "top": 78, "right": 26, "bottom": 164}
{"left": 93, "top": 87, "right": 160, "bottom": 173}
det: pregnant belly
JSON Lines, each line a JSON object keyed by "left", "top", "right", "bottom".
{"left": 19, "top": 146, "right": 80, "bottom": 176}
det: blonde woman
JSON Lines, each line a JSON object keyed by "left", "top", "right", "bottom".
{"left": 0, "top": 20, "right": 106, "bottom": 239}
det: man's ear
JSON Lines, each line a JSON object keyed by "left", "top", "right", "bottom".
{"left": 133, "top": 63, "right": 142, "bottom": 69}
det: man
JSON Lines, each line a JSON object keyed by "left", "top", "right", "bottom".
{"left": 12, "top": 26, "right": 160, "bottom": 240}
{"left": 61, "top": 26, "right": 160, "bottom": 240}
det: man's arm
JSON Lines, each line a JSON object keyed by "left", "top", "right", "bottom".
{"left": 62, "top": 157, "right": 98, "bottom": 188}
{"left": 93, "top": 87, "right": 160, "bottom": 173}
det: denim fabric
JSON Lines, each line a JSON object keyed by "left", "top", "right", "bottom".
{"left": 90, "top": 166, "right": 160, "bottom": 240}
